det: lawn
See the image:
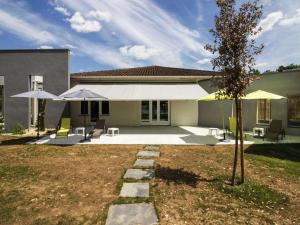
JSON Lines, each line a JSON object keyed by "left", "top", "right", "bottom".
{"left": 0, "top": 136, "right": 139, "bottom": 225}
{"left": 152, "top": 144, "right": 300, "bottom": 225}
{"left": 0, "top": 136, "right": 299, "bottom": 225}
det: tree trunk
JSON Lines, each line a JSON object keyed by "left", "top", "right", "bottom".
{"left": 231, "top": 97, "right": 239, "bottom": 186}
{"left": 239, "top": 99, "right": 245, "bottom": 183}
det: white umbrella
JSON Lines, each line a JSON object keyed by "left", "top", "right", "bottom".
{"left": 11, "top": 90, "right": 59, "bottom": 139}
{"left": 60, "top": 89, "right": 107, "bottom": 141}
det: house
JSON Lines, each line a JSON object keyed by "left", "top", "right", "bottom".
{"left": 0, "top": 49, "right": 299, "bottom": 136}
{"left": 65, "top": 66, "right": 216, "bottom": 128}
{"left": 198, "top": 70, "right": 300, "bottom": 136}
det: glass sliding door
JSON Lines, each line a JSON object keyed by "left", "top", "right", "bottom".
{"left": 141, "top": 101, "right": 150, "bottom": 121}
{"left": 141, "top": 100, "right": 169, "bottom": 125}
{"left": 159, "top": 100, "right": 169, "bottom": 122}
{"left": 152, "top": 100, "right": 157, "bottom": 121}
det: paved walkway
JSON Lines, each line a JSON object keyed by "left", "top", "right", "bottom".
{"left": 105, "top": 145, "right": 160, "bottom": 225}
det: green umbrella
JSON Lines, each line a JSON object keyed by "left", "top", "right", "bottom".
{"left": 242, "top": 90, "right": 286, "bottom": 100}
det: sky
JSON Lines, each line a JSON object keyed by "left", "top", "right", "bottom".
{"left": 0, "top": 0, "right": 299, "bottom": 73}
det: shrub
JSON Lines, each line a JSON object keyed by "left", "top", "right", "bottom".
{"left": 11, "top": 123, "right": 25, "bottom": 135}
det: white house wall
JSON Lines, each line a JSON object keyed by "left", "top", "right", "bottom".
{"left": 70, "top": 100, "right": 199, "bottom": 127}
{"left": 170, "top": 100, "right": 198, "bottom": 126}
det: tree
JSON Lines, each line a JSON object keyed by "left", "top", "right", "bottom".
{"left": 205, "top": 0, "right": 263, "bottom": 185}
{"left": 276, "top": 63, "right": 300, "bottom": 72}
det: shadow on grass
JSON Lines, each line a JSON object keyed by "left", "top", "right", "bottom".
{"left": 155, "top": 164, "right": 215, "bottom": 188}
{"left": 0, "top": 136, "right": 36, "bottom": 145}
{"left": 245, "top": 143, "right": 300, "bottom": 162}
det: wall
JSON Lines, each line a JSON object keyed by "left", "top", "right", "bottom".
{"left": 70, "top": 100, "right": 199, "bottom": 127}
{"left": 198, "top": 71, "right": 300, "bottom": 135}
{"left": 170, "top": 100, "right": 198, "bottom": 126}
{"left": 70, "top": 101, "right": 141, "bottom": 127}
{"left": 0, "top": 49, "right": 69, "bottom": 131}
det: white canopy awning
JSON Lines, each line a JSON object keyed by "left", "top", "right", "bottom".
{"left": 59, "top": 83, "right": 208, "bottom": 101}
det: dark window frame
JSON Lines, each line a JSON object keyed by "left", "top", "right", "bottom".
{"left": 101, "top": 101, "right": 110, "bottom": 115}
{"left": 287, "top": 95, "right": 300, "bottom": 127}
{"left": 256, "top": 99, "right": 271, "bottom": 125}
{"left": 80, "top": 101, "right": 88, "bottom": 115}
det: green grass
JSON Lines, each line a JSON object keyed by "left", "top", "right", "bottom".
{"left": 247, "top": 154, "right": 300, "bottom": 177}
{"left": 212, "top": 176, "right": 288, "bottom": 209}
{"left": 0, "top": 164, "right": 39, "bottom": 182}
{"left": 0, "top": 190, "right": 24, "bottom": 223}
{"left": 245, "top": 144, "right": 300, "bottom": 177}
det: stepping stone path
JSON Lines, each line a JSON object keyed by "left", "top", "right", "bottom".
{"left": 137, "top": 150, "right": 160, "bottom": 158}
{"left": 124, "top": 168, "right": 155, "bottom": 180}
{"left": 105, "top": 145, "right": 160, "bottom": 225}
{"left": 105, "top": 203, "right": 158, "bottom": 225}
{"left": 134, "top": 159, "right": 155, "bottom": 168}
{"left": 120, "top": 182, "right": 149, "bottom": 197}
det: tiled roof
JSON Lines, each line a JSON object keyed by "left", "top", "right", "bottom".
{"left": 71, "top": 66, "right": 219, "bottom": 77}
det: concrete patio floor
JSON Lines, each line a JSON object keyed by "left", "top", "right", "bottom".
{"left": 30, "top": 126, "right": 300, "bottom": 145}
{"left": 31, "top": 126, "right": 254, "bottom": 145}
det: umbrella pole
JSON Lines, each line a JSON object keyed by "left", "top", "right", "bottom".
{"left": 222, "top": 102, "right": 225, "bottom": 140}
{"left": 37, "top": 99, "right": 40, "bottom": 140}
{"left": 84, "top": 99, "right": 87, "bottom": 141}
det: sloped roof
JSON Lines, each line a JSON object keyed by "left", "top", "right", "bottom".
{"left": 71, "top": 65, "right": 219, "bottom": 78}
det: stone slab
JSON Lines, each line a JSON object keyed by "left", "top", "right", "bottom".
{"left": 137, "top": 150, "right": 160, "bottom": 158}
{"left": 124, "top": 169, "right": 155, "bottom": 180}
{"left": 144, "top": 145, "right": 160, "bottom": 151}
{"left": 120, "top": 182, "right": 149, "bottom": 197}
{"left": 133, "top": 159, "right": 155, "bottom": 168}
{"left": 105, "top": 203, "right": 158, "bottom": 225}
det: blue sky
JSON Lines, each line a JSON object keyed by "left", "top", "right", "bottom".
{"left": 0, "top": 0, "right": 299, "bottom": 73}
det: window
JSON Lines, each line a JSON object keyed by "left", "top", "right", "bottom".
{"left": 288, "top": 96, "right": 300, "bottom": 127}
{"left": 141, "top": 101, "right": 149, "bottom": 121}
{"left": 101, "top": 101, "right": 109, "bottom": 115}
{"left": 90, "top": 101, "right": 99, "bottom": 122}
{"left": 80, "top": 101, "right": 88, "bottom": 115}
{"left": 257, "top": 99, "right": 271, "bottom": 124}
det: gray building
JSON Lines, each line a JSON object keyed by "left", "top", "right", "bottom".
{"left": 0, "top": 49, "right": 70, "bottom": 131}
{"left": 198, "top": 71, "right": 300, "bottom": 135}
{"left": 0, "top": 49, "right": 299, "bottom": 136}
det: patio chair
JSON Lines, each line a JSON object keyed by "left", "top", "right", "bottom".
{"left": 228, "top": 117, "right": 248, "bottom": 140}
{"left": 228, "top": 117, "right": 237, "bottom": 137}
{"left": 263, "top": 119, "right": 284, "bottom": 141}
{"left": 56, "top": 118, "right": 71, "bottom": 138}
{"left": 90, "top": 119, "right": 106, "bottom": 138}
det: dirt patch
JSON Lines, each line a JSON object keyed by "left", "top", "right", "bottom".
{"left": 152, "top": 145, "right": 300, "bottom": 225}
{"left": 0, "top": 136, "right": 140, "bottom": 225}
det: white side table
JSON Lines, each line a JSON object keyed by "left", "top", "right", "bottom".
{"left": 208, "top": 128, "right": 219, "bottom": 136}
{"left": 75, "top": 127, "right": 85, "bottom": 136}
{"left": 107, "top": 127, "right": 119, "bottom": 136}
{"left": 253, "top": 127, "right": 265, "bottom": 137}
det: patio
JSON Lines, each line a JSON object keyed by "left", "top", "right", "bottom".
{"left": 29, "top": 126, "right": 300, "bottom": 145}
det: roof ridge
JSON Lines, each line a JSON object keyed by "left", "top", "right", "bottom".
{"left": 71, "top": 65, "right": 215, "bottom": 75}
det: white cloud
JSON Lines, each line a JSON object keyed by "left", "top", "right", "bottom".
{"left": 88, "top": 10, "right": 111, "bottom": 22}
{"left": 54, "top": 6, "right": 70, "bottom": 16}
{"left": 279, "top": 8, "right": 300, "bottom": 26}
{"left": 196, "top": 58, "right": 211, "bottom": 65}
{"left": 254, "top": 62, "right": 268, "bottom": 68}
{"left": 0, "top": 2, "right": 131, "bottom": 68}
{"left": 39, "top": 45, "right": 54, "bottom": 49}
{"left": 68, "top": 12, "right": 101, "bottom": 33}
{"left": 120, "top": 45, "right": 160, "bottom": 60}
{"left": 254, "top": 11, "right": 283, "bottom": 38}
{"left": 57, "top": 0, "right": 211, "bottom": 66}
{"left": 0, "top": 9, "right": 56, "bottom": 44}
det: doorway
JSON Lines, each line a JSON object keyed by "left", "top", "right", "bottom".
{"left": 141, "top": 100, "right": 169, "bottom": 125}
{"left": 90, "top": 101, "right": 99, "bottom": 122}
